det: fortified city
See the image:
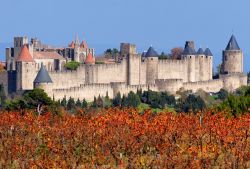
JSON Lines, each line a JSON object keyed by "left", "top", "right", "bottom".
{"left": 0, "top": 35, "right": 247, "bottom": 101}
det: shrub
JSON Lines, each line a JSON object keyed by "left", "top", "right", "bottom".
{"left": 64, "top": 61, "right": 80, "bottom": 70}
{"left": 217, "top": 89, "right": 229, "bottom": 100}
{"left": 122, "top": 91, "right": 141, "bottom": 108}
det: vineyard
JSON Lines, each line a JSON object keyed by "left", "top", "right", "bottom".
{"left": 0, "top": 108, "right": 250, "bottom": 168}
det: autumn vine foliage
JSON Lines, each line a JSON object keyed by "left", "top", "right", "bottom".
{"left": 0, "top": 109, "right": 250, "bottom": 168}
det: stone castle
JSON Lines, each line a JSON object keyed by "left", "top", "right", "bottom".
{"left": 0, "top": 35, "right": 247, "bottom": 101}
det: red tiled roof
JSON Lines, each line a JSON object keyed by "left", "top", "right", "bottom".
{"left": 16, "top": 45, "right": 34, "bottom": 62}
{"left": 85, "top": 53, "right": 95, "bottom": 64}
{"left": 33, "top": 51, "right": 65, "bottom": 60}
{"left": 69, "top": 41, "right": 75, "bottom": 48}
{"left": 80, "top": 41, "right": 88, "bottom": 49}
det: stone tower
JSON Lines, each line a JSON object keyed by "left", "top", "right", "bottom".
{"left": 197, "top": 48, "right": 206, "bottom": 81}
{"left": 145, "top": 46, "right": 158, "bottom": 84}
{"left": 16, "top": 45, "right": 36, "bottom": 91}
{"left": 120, "top": 43, "right": 140, "bottom": 85}
{"left": 84, "top": 53, "right": 95, "bottom": 84}
{"left": 182, "top": 41, "right": 196, "bottom": 82}
{"left": 222, "top": 35, "right": 243, "bottom": 74}
{"left": 7, "top": 37, "right": 29, "bottom": 71}
{"left": 204, "top": 48, "right": 213, "bottom": 80}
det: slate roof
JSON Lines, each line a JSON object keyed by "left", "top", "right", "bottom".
{"left": 145, "top": 47, "right": 158, "bottom": 57}
{"left": 204, "top": 48, "right": 213, "bottom": 56}
{"left": 196, "top": 48, "right": 204, "bottom": 55}
{"left": 226, "top": 35, "right": 240, "bottom": 50}
{"left": 16, "top": 45, "right": 34, "bottom": 62}
{"left": 182, "top": 46, "right": 196, "bottom": 55}
{"left": 34, "top": 63, "right": 53, "bottom": 83}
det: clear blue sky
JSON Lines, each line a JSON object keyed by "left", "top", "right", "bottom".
{"left": 0, "top": 0, "right": 249, "bottom": 72}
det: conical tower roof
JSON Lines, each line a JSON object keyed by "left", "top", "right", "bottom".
{"left": 204, "top": 48, "right": 213, "bottom": 56}
{"left": 196, "top": 48, "right": 204, "bottom": 55}
{"left": 85, "top": 53, "right": 95, "bottom": 64}
{"left": 226, "top": 35, "right": 240, "bottom": 50}
{"left": 145, "top": 46, "right": 158, "bottom": 57}
{"left": 69, "top": 41, "right": 75, "bottom": 48}
{"left": 16, "top": 45, "right": 34, "bottom": 62}
{"left": 34, "top": 63, "right": 53, "bottom": 83}
{"left": 182, "top": 46, "right": 196, "bottom": 55}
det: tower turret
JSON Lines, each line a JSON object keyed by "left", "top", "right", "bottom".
{"left": 222, "top": 35, "right": 243, "bottom": 74}
{"left": 34, "top": 63, "right": 53, "bottom": 97}
{"left": 182, "top": 41, "right": 196, "bottom": 82}
{"left": 204, "top": 48, "right": 213, "bottom": 80}
{"left": 16, "top": 45, "right": 36, "bottom": 90}
{"left": 84, "top": 53, "right": 95, "bottom": 65}
{"left": 145, "top": 46, "right": 158, "bottom": 84}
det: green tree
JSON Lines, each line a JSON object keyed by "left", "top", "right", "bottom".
{"left": 67, "top": 97, "right": 75, "bottom": 110}
{"left": 96, "top": 95, "right": 103, "bottom": 108}
{"left": 24, "top": 89, "right": 51, "bottom": 113}
{"left": 82, "top": 99, "right": 88, "bottom": 108}
{"left": 122, "top": 91, "right": 141, "bottom": 108}
{"left": 159, "top": 52, "right": 168, "bottom": 60}
{"left": 64, "top": 61, "right": 80, "bottom": 70}
{"left": 103, "top": 93, "right": 112, "bottom": 108}
{"left": 177, "top": 94, "right": 206, "bottom": 113}
{"left": 160, "top": 92, "right": 176, "bottom": 108}
{"left": 92, "top": 96, "right": 98, "bottom": 108}
{"left": 61, "top": 97, "right": 67, "bottom": 107}
{"left": 104, "top": 48, "right": 119, "bottom": 59}
{"left": 113, "top": 92, "right": 122, "bottom": 107}
{"left": 76, "top": 98, "right": 82, "bottom": 107}
{"left": 217, "top": 89, "right": 229, "bottom": 100}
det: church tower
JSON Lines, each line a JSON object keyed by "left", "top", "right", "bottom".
{"left": 222, "top": 35, "right": 243, "bottom": 74}
{"left": 74, "top": 36, "right": 80, "bottom": 62}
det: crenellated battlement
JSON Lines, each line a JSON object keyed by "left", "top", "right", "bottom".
{"left": 158, "top": 59, "right": 186, "bottom": 64}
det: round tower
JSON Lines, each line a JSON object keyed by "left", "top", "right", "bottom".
{"left": 197, "top": 48, "right": 205, "bottom": 81}
{"left": 222, "top": 35, "right": 243, "bottom": 74}
{"left": 182, "top": 41, "right": 196, "bottom": 82}
{"left": 145, "top": 46, "right": 158, "bottom": 84}
{"left": 204, "top": 48, "right": 213, "bottom": 80}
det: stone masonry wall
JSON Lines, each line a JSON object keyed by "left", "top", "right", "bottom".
{"left": 158, "top": 60, "right": 188, "bottom": 82}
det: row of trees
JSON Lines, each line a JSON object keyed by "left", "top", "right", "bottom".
{"left": 2, "top": 86, "right": 249, "bottom": 115}
{"left": 58, "top": 90, "right": 206, "bottom": 113}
